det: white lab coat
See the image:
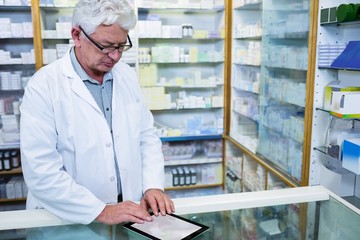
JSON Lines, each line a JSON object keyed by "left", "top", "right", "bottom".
{"left": 20, "top": 50, "right": 165, "bottom": 224}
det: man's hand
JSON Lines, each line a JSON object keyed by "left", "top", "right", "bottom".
{"left": 96, "top": 201, "right": 153, "bottom": 225}
{"left": 140, "top": 189, "right": 175, "bottom": 216}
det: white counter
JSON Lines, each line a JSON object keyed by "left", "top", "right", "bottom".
{"left": 1, "top": 185, "right": 350, "bottom": 231}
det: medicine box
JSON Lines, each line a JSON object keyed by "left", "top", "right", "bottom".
{"left": 342, "top": 138, "right": 360, "bottom": 175}
{"left": 330, "top": 91, "right": 360, "bottom": 118}
{"left": 324, "top": 84, "right": 360, "bottom": 118}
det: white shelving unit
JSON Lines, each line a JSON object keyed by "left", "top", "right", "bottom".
{"left": 310, "top": 0, "right": 360, "bottom": 200}
{"left": 0, "top": 4, "right": 33, "bottom": 206}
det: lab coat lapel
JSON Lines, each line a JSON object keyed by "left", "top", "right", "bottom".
{"left": 61, "top": 52, "right": 103, "bottom": 114}
{"left": 70, "top": 77, "right": 102, "bottom": 114}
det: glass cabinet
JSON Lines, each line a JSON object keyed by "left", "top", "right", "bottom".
{"left": 1, "top": 186, "right": 359, "bottom": 240}
{"left": 226, "top": 0, "right": 315, "bottom": 189}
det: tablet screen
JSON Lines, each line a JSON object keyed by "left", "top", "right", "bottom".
{"left": 123, "top": 213, "right": 209, "bottom": 240}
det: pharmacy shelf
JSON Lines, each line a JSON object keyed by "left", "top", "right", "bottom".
{"left": 234, "top": 36, "right": 261, "bottom": 40}
{"left": 164, "top": 157, "right": 222, "bottom": 166}
{"left": 152, "top": 107, "right": 222, "bottom": 111}
{"left": 41, "top": 37, "right": 71, "bottom": 40}
{"left": 138, "top": 7, "right": 224, "bottom": 14}
{"left": 39, "top": 6, "right": 75, "bottom": 10}
{"left": 234, "top": 2, "right": 262, "bottom": 10}
{"left": 160, "top": 134, "right": 222, "bottom": 142}
{"left": 0, "top": 198, "right": 26, "bottom": 203}
{"left": 165, "top": 183, "right": 222, "bottom": 191}
{"left": 233, "top": 62, "right": 261, "bottom": 67}
{"left": 139, "top": 61, "right": 224, "bottom": 65}
{"left": 264, "top": 64, "right": 308, "bottom": 71}
{"left": 268, "top": 31, "right": 309, "bottom": 39}
{"left": 0, "top": 168, "right": 22, "bottom": 176}
{"left": 320, "top": 19, "right": 360, "bottom": 26}
{"left": 155, "top": 85, "right": 222, "bottom": 89}
{"left": 318, "top": 66, "right": 360, "bottom": 71}
{"left": 0, "top": 6, "right": 30, "bottom": 11}
{"left": 0, "top": 143, "right": 20, "bottom": 150}
{"left": 139, "top": 37, "right": 223, "bottom": 40}
{"left": 0, "top": 37, "right": 33, "bottom": 40}
{"left": 316, "top": 107, "right": 360, "bottom": 120}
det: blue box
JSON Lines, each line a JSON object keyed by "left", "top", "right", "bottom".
{"left": 342, "top": 138, "right": 360, "bottom": 174}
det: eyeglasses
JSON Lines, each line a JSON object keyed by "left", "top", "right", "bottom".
{"left": 79, "top": 26, "right": 132, "bottom": 54}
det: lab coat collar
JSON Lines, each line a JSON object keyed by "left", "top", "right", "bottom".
{"left": 59, "top": 49, "right": 103, "bottom": 115}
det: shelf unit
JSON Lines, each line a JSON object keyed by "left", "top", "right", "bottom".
{"left": 0, "top": 3, "right": 35, "bottom": 205}
{"left": 224, "top": 0, "right": 318, "bottom": 190}
{"left": 135, "top": 1, "right": 227, "bottom": 195}
{"left": 309, "top": 0, "right": 360, "bottom": 199}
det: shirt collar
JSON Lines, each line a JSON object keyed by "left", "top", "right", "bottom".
{"left": 69, "top": 47, "right": 113, "bottom": 84}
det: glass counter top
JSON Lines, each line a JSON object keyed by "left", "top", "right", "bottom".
{"left": 0, "top": 186, "right": 359, "bottom": 239}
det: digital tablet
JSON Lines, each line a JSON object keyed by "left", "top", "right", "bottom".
{"left": 123, "top": 213, "right": 209, "bottom": 240}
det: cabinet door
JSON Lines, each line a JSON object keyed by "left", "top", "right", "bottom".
{"left": 230, "top": 1, "right": 262, "bottom": 153}
{"left": 228, "top": 0, "right": 315, "bottom": 187}
{"left": 258, "top": 0, "right": 311, "bottom": 183}
{"left": 310, "top": 0, "right": 360, "bottom": 198}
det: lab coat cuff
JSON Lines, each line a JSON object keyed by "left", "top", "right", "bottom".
{"left": 90, "top": 202, "right": 107, "bottom": 224}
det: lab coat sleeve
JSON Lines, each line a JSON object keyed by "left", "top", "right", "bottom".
{"left": 20, "top": 74, "right": 106, "bottom": 224}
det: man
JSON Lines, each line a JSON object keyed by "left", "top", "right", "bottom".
{"left": 20, "top": 0, "right": 174, "bottom": 225}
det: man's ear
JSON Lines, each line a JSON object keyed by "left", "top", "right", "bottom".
{"left": 71, "top": 27, "right": 82, "bottom": 46}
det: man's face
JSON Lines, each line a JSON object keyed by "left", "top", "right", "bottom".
{"left": 73, "top": 24, "right": 129, "bottom": 78}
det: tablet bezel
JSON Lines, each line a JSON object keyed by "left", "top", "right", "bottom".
{"left": 123, "top": 213, "right": 209, "bottom": 240}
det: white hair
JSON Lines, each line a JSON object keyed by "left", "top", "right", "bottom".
{"left": 72, "top": 0, "right": 137, "bottom": 34}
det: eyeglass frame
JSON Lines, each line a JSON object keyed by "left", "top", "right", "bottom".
{"left": 79, "top": 26, "right": 132, "bottom": 54}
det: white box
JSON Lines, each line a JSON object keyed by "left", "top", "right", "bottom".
{"left": 162, "top": 25, "right": 182, "bottom": 38}
{"left": 10, "top": 23, "right": 23, "bottom": 38}
{"left": 22, "top": 22, "right": 33, "bottom": 37}
{"left": 5, "top": 0, "right": 21, "bottom": 6}
{"left": 5, "top": 181, "right": 15, "bottom": 199}
{"left": 330, "top": 91, "right": 360, "bottom": 115}
{"left": 0, "top": 18, "right": 12, "bottom": 38}
{"left": 149, "top": 21, "right": 162, "bottom": 38}
{"left": 14, "top": 180, "right": 23, "bottom": 198}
